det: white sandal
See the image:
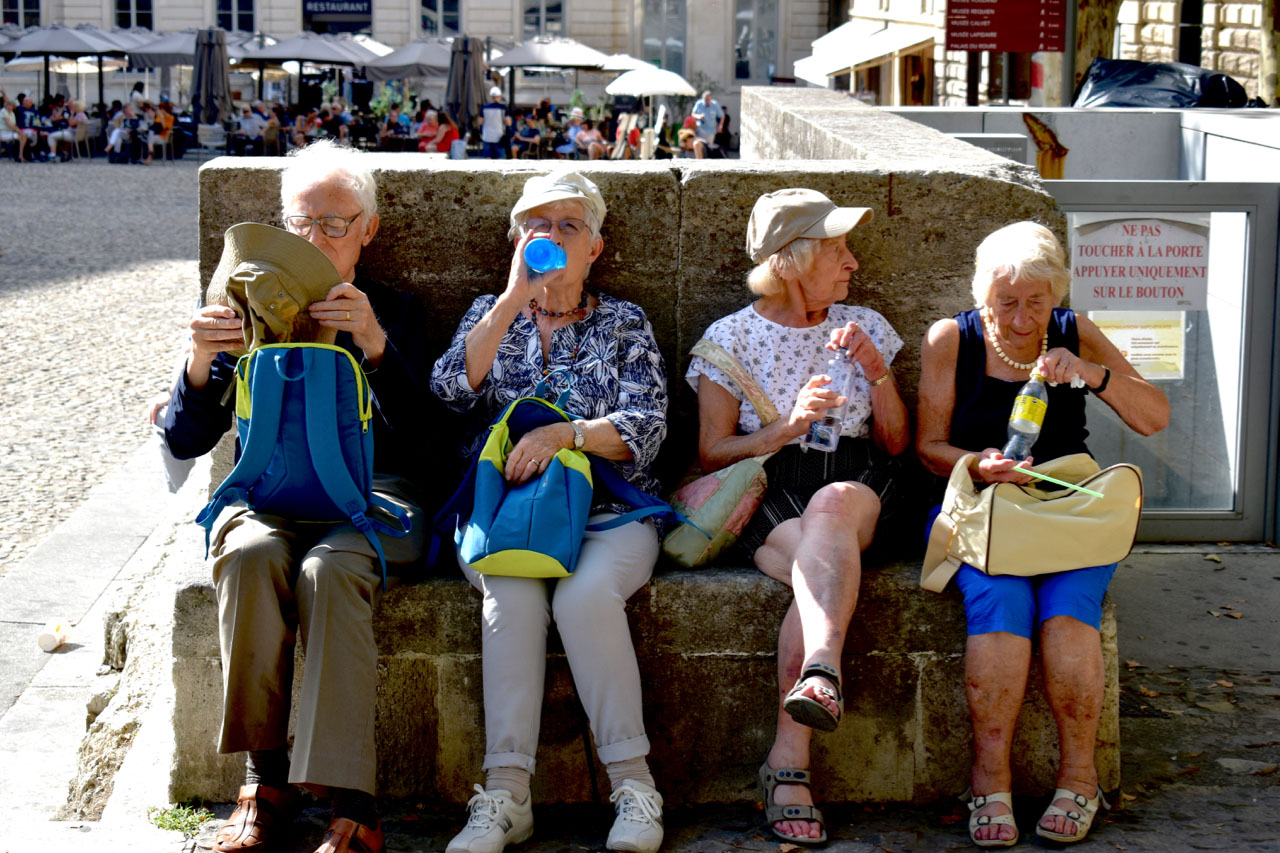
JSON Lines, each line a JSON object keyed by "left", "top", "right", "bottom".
{"left": 1035, "top": 786, "right": 1109, "bottom": 843}
{"left": 967, "top": 791, "right": 1019, "bottom": 848}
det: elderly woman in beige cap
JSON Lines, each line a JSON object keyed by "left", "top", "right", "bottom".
{"left": 686, "top": 189, "right": 910, "bottom": 845}
{"left": 431, "top": 170, "right": 669, "bottom": 853}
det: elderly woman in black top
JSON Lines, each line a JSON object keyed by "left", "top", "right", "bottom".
{"left": 917, "top": 222, "right": 1168, "bottom": 847}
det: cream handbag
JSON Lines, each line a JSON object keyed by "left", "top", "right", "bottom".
{"left": 921, "top": 453, "right": 1143, "bottom": 592}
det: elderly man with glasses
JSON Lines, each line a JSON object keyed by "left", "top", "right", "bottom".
{"left": 163, "top": 140, "right": 433, "bottom": 853}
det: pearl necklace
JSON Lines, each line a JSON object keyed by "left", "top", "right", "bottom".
{"left": 982, "top": 310, "right": 1046, "bottom": 371}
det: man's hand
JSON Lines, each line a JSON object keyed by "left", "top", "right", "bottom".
{"left": 309, "top": 282, "right": 387, "bottom": 366}
{"left": 186, "top": 305, "right": 243, "bottom": 389}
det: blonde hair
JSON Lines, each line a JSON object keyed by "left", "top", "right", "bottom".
{"left": 280, "top": 138, "right": 378, "bottom": 220}
{"left": 972, "top": 221, "right": 1069, "bottom": 306}
{"left": 746, "top": 237, "right": 823, "bottom": 296}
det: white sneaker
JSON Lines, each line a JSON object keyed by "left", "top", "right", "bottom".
{"left": 446, "top": 785, "right": 534, "bottom": 853}
{"left": 606, "top": 780, "right": 664, "bottom": 853}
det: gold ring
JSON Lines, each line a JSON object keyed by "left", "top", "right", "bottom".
{"left": 345, "top": 310, "right": 351, "bottom": 321}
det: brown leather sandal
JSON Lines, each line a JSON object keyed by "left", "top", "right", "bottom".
{"left": 315, "top": 816, "right": 385, "bottom": 853}
{"left": 215, "top": 783, "right": 294, "bottom": 851}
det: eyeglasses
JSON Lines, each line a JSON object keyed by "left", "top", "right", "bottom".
{"left": 523, "top": 217, "right": 587, "bottom": 238}
{"left": 283, "top": 212, "right": 363, "bottom": 239}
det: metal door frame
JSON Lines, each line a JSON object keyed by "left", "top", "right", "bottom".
{"left": 1048, "top": 181, "right": 1279, "bottom": 542}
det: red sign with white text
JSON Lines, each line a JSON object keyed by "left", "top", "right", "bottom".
{"left": 946, "top": 0, "right": 1066, "bottom": 53}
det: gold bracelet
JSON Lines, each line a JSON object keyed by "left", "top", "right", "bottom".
{"left": 868, "top": 370, "right": 892, "bottom": 387}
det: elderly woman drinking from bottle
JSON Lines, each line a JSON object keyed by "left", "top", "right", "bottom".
{"left": 916, "top": 221, "right": 1168, "bottom": 848}
{"left": 429, "top": 170, "right": 668, "bottom": 853}
{"left": 687, "top": 189, "right": 910, "bottom": 845}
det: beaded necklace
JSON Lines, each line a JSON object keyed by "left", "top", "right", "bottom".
{"left": 529, "top": 291, "right": 589, "bottom": 318}
{"left": 530, "top": 293, "right": 590, "bottom": 376}
{"left": 982, "top": 309, "right": 1046, "bottom": 371}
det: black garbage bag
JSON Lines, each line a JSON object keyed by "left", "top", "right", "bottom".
{"left": 1073, "top": 58, "right": 1249, "bottom": 108}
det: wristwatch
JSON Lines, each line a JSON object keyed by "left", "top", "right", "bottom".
{"left": 570, "top": 420, "right": 586, "bottom": 450}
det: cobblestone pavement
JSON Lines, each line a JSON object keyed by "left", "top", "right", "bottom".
{"left": 0, "top": 159, "right": 200, "bottom": 576}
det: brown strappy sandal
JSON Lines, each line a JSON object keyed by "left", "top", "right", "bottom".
{"left": 315, "top": 816, "right": 385, "bottom": 853}
{"left": 214, "top": 783, "right": 294, "bottom": 852}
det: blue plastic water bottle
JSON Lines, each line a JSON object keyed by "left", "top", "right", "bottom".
{"left": 524, "top": 238, "right": 567, "bottom": 274}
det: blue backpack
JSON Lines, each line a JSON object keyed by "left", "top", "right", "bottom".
{"left": 195, "top": 343, "right": 411, "bottom": 587}
{"left": 434, "top": 372, "right": 693, "bottom": 578}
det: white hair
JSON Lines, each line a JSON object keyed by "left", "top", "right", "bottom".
{"left": 746, "top": 237, "right": 823, "bottom": 296}
{"left": 972, "top": 221, "right": 1070, "bottom": 307}
{"left": 279, "top": 138, "right": 377, "bottom": 219}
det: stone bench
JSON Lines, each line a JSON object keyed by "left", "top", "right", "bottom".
{"left": 169, "top": 558, "right": 1118, "bottom": 805}
{"left": 169, "top": 90, "right": 1120, "bottom": 805}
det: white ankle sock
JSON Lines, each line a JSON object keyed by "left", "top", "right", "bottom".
{"left": 606, "top": 757, "right": 655, "bottom": 792}
{"left": 485, "top": 767, "right": 531, "bottom": 804}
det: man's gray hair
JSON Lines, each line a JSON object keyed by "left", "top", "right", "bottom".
{"left": 279, "top": 139, "right": 378, "bottom": 219}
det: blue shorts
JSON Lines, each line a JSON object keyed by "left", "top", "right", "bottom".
{"left": 926, "top": 505, "right": 1116, "bottom": 639}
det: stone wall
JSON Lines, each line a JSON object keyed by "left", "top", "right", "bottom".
{"left": 198, "top": 140, "right": 1061, "bottom": 471}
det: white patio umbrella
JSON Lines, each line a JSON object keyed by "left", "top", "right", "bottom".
{"left": 606, "top": 65, "right": 695, "bottom": 132}
{"left": 600, "top": 53, "right": 652, "bottom": 73}
{"left": 605, "top": 65, "right": 695, "bottom": 97}
{"left": 490, "top": 36, "right": 608, "bottom": 104}
{"left": 489, "top": 36, "right": 608, "bottom": 70}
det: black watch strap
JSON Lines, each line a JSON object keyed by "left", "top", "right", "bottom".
{"left": 1090, "top": 366, "right": 1111, "bottom": 395}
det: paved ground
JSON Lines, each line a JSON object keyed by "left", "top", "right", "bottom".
{"left": 0, "top": 157, "right": 199, "bottom": 576}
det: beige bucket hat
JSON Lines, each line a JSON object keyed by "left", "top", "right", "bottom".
{"left": 205, "top": 222, "right": 343, "bottom": 355}
{"left": 745, "top": 188, "right": 873, "bottom": 264}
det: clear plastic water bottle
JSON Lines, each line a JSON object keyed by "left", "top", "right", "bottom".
{"left": 801, "top": 347, "right": 858, "bottom": 453}
{"left": 1002, "top": 371, "right": 1049, "bottom": 461}
{"left": 523, "top": 238, "right": 567, "bottom": 274}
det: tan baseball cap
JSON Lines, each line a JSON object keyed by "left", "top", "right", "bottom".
{"left": 510, "top": 170, "right": 607, "bottom": 230}
{"left": 205, "top": 222, "right": 343, "bottom": 355}
{"left": 745, "top": 188, "right": 872, "bottom": 264}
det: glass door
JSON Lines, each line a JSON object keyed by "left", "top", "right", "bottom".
{"left": 1049, "top": 182, "right": 1279, "bottom": 541}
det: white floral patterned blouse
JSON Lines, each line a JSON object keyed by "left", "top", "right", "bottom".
{"left": 686, "top": 303, "right": 903, "bottom": 442}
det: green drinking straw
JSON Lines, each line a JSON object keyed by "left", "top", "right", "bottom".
{"left": 1021, "top": 467, "right": 1105, "bottom": 498}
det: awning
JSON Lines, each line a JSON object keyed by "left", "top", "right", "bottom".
{"left": 794, "top": 19, "right": 934, "bottom": 85}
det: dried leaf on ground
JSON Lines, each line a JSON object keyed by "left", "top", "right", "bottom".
{"left": 1138, "top": 686, "right": 1160, "bottom": 698}
{"left": 779, "top": 845, "right": 801, "bottom": 852}
{"left": 1253, "top": 765, "right": 1279, "bottom": 776}
{"left": 1226, "top": 612, "right": 1244, "bottom": 619}
{"left": 1216, "top": 680, "right": 1235, "bottom": 688}
{"left": 1196, "top": 700, "right": 1236, "bottom": 713}
{"left": 1204, "top": 554, "right": 1222, "bottom": 563}
{"left": 1121, "top": 792, "right": 1137, "bottom": 802}
{"left": 1177, "top": 764, "right": 1201, "bottom": 776}
{"left": 1221, "top": 605, "right": 1235, "bottom": 610}
{"left": 1208, "top": 610, "right": 1222, "bottom": 617}
{"left": 1245, "top": 740, "right": 1280, "bottom": 748}
{"left": 1124, "top": 659, "right": 1142, "bottom": 670}
{"left": 1184, "top": 751, "right": 1204, "bottom": 758}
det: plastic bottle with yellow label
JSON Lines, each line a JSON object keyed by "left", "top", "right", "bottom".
{"left": 1002, "top": 371, "right": 1048, "bottom": 461}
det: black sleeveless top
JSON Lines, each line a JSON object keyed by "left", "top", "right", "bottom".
{"left": 950, "top": 307, "right": 1090, "bottom": 463}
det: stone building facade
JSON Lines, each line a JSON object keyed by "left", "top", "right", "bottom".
{"left": 8, "top": 0, "right": 841, "bottom": 117}
{"left": 1118, "top": 0, "right": 1267, "bottom": 98}
{"left": 793, "top": 0, "right": 1271, "bottom": 105}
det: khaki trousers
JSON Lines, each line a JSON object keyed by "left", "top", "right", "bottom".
{"left": 211, "top": 475, "right": 425, "bottom": 795}
{"left": 459, "top": 514, "right": 659, "bottom": 775}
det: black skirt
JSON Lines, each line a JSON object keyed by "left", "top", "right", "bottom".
{"left": 736, "top": 438, "right": 904, "bottom": 557}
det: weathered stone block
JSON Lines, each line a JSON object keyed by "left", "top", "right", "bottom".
{"left": 169, "top": 565, "right": 1122, "bottom": 805}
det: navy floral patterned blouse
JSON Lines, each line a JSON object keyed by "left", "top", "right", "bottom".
{"left": 430, "top": 292, "right": 668, "bottom": 510}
